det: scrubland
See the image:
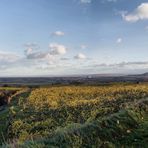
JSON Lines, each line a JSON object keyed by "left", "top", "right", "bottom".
{"left": 0, "top": 83, "right": 148, "bottom": 147}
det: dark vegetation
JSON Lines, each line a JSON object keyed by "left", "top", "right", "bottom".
{"left": 0, "top": 90, "right": 17, "bottom": 106}
{"left": 0, "top": 83, "right": 148, "bottom": 147}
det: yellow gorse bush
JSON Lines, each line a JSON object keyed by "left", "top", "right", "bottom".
{"left": 28, "top": 84, "right": 148, "bottom": 110}
{"left": 7, "top": 83, "right": 148, "bottom": 145}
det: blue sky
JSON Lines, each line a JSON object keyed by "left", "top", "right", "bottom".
{"left": 0, "top": 0, "right": 148, "bottom": 76}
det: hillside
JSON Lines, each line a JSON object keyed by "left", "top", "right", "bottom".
{"left": 0, "top": 84, "right": 148, "bottom": 147}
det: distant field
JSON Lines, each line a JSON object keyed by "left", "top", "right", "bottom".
{"left": 0, "top": 74, "right": 148, "bottom": 87}
{"left": 0, "top": 83, "right": 148, "bottom": 147}
{"left": 0, "top": 87, "right": 21, "bottom": 90}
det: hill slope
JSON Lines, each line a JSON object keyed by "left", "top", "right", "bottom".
{"left": 1, "top": 84, "right": 148, "bottom": 147}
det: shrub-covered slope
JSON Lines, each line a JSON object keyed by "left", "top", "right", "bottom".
{"left": 1, "top": 84, "right": 148, "bottom": 147}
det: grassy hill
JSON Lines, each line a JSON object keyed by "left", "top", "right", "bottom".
{"left": 0, "top": 83, "right": 148, "bottom": 147}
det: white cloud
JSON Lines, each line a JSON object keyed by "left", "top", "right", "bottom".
{"left": 74, "top": 53, "right": 86, "bottom": 59}
{"left": 21, "top": 42, "right": 69, "bottom": 75}
{"left": 24, "top": 42, "right": 56, "bottom": 61}
{"left": 25, "top": 46, "right": 48, "bottom": 60}
{"left": 24, "top": 42, "right": 40, "bottom": 50}
{"left": 122, "top": 3, "right": 148, "bottom": 22}
{"left": 25, "top": 48, "right": 33, "bottom": 55}
{"left": 24, "top": 43, "right": 46, "bottom": 59}
{"left": 80, "top": 44, "right": 87, "bottom": 49}
{"left": 116, "top": 38, "right": 122, "bottom": 44}
{"left": 80, "top": 0, "right": 92, "bottom": 4}
{"left": 52, "top": 31, "right": 65, "bottom": 36}
{"left": 24, "top": 46, "right": 54, "bottom": 62}
{"left": 0, "top": 51, "right": 20, "bottom": 63}
{"left": 26, "top": 51, "right": 50, "bottom": 60}
{"left": 49, "top": 43, "right": 68, "bottom": 55}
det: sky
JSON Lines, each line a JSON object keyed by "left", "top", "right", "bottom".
{"left": 0, "top": 0, "right": 148, "bottom": 76}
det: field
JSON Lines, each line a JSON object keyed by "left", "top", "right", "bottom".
{"left": 0, "top": 83, "right": 148, "bottom": 147}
